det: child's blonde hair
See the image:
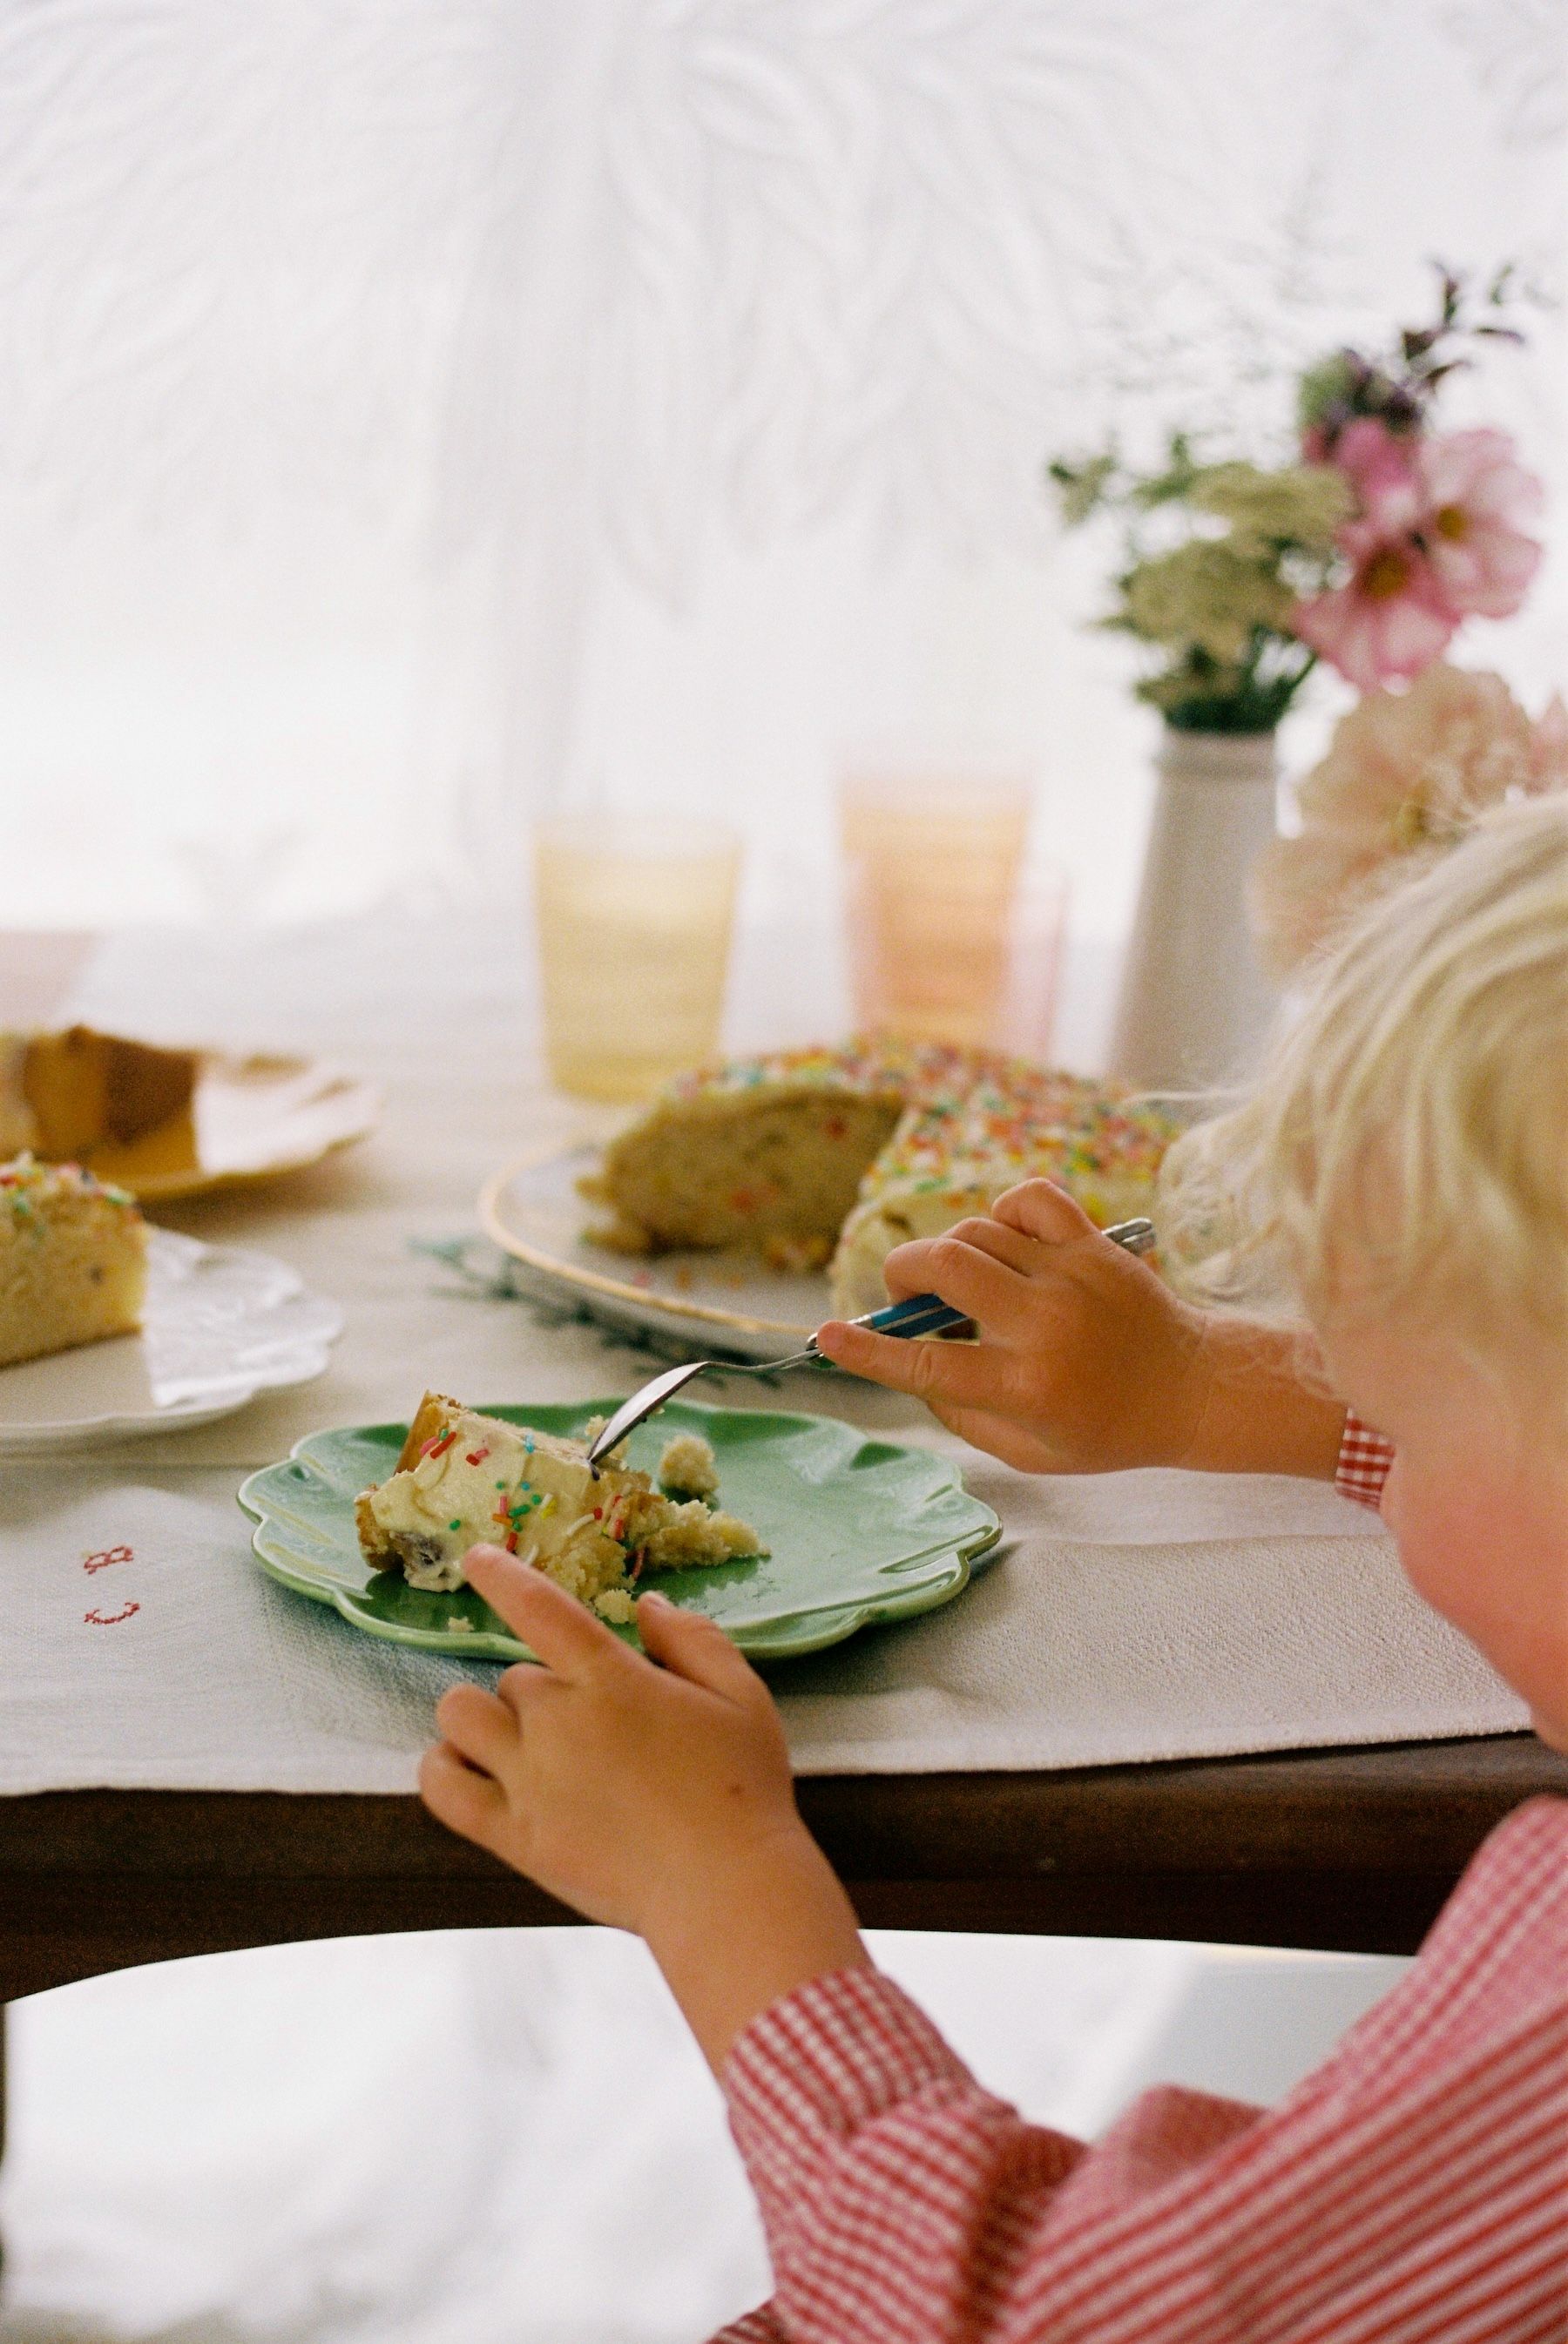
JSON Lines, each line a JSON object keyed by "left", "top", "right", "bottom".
{"left": 1157, "top": 794, "right": 1568, "bottom": 1387}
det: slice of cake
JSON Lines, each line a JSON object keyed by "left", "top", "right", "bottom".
{"left": 355, "top": 1394, "right": 765, "bottom": 1613}
{"left": 583, "top": 1036, "right": 1181, "bottom": 1314}
{"left": 0, "top": 1155, "right": 149, "bottom": 1368}
{"left": 0, "top": 1026, "right": 199, "bottom": 1168}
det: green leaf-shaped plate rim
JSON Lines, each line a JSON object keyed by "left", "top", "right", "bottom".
{"left": 238, "top": 1397, "right": 1001, "bottom": 1664}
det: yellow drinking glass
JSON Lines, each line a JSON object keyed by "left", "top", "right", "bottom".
{"left": 839, "top": 773, "right": 1035, "bottom": 1049}
{"left": 533, "top": 816, "right": 740, "bottom": 1102}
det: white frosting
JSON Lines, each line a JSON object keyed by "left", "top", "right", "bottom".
{"left": 361, "top": 1402, "right": 766, "bottom": 1599}
{"left": 829, "top": 1162, "right": 1162, "bottom": 1318}
{"left": 362, "top": 1409, "right": 639, "bottom": 1597}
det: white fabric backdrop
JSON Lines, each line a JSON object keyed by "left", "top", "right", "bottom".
{"left": 0, "top": 0, "right": 1561, "bottom": 959}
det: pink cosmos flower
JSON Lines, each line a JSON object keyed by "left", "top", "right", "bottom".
{"left": 1418, "top": 428, "right": 1544, "bottom": 618}
{"left": 1292, "top": 422, "right": 1460, "bottom": 692}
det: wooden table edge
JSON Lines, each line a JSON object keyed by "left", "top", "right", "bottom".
{"left": 0, "top": 1733, "right": 1561, "bottom": 2002}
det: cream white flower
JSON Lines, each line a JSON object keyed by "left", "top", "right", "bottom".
{"left": 1121, "top": 541, "right": 1294, "bottom": 665}
{"left": 1250, "top": 662, "right": 1568, "bottom": 976}
{"left": 1186, "top": 462, "right": 1352, "bottom": 556}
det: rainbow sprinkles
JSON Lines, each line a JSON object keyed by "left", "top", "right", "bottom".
{"left": 581, "top": 1038, "right": 1182, "bottom": 1316}
{"left": 355, "top": 1394, "right": 767, "bottom": 1619}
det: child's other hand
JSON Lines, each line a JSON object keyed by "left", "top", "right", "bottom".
{"left": 422, "top": 1553, "right": 798, "bottom": 1936}
{"left": 420, "top": 1549, "right": 866, "bottom": 2068}
{"left": 815, "top": 1178, "right": 1210, "bottom": 1474}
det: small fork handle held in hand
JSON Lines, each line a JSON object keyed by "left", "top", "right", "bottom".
{"left": 584, "top": 1216, "right": 1157, "bottom": 1470}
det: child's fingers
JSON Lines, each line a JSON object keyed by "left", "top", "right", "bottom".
{"left": 878, "top": 1231, "right": 1032, "bottom": 1331}
{"left": 436, "top": 1681, "right": 519, "bottom": 1777}
{"left": 636, "top": 1591, "right": 763, "bottom": 1703}
{"left": 463, "top": 1544, "right": 626, "bottom": 1684}
{"left": 881, "top": 1218, "right": 1040, "bottom": 1299}
{"left": 991, "top": 1178, "right": 1101, "bottom": 1246}
{"left": 419, "top": 1740, "right": 508, "bottom": 1849}
{"left": 814, "top": 1315, "right": 1010, "bottom": 1406}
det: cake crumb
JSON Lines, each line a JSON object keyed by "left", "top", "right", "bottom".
{"left": 657, "top": 1431, "right": 720, "bottom": 1502}
{"left": 445, "top": 1615, "right": 475, "bottom": 1632}
{"left": 593, "top": 1588, "right": 636, "bottom": 1624}
{"left": 644, "top": 1501, "right": 765, "bottom": 1567}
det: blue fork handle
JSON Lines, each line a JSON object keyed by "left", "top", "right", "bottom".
{"left": 857, "top": 1293, "right": 973, "bottom": 1339}
{"left": 801, "top": 1290, "right": 971, "bottom": 1361}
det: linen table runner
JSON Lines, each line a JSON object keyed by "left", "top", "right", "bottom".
{"left": 0, "top": 1447, "right": 1524, "bottom": 1795}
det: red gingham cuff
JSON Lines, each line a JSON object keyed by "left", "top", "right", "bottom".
{"left": 724, "top": 1964, "right": 972, "bottom": 2179}
{"left": 1335, "top": 1409, "right": 1396, "bottom": 1510}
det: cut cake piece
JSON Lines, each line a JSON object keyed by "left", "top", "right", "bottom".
{"left": 657, "top": 1431, "right": 720, "bottom": 1501}
{"left": 0, "top": 1026, "right": 198, "bottom": 1165}
{"left": 582, "top": 1055, "right": 909, "bottom": 1264}
{"left": 355, "top": 1394, "right": 765, "bottom": 1610}
{"left": 0, "top": 1155, "right": 148, "bottom": 1368}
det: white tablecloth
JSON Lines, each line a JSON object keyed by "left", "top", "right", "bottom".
{"left": 0, "top": 918, "right": 1526, "bottom": 1793}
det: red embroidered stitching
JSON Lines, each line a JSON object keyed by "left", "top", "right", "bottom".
{"left": 84, "top": 1601, "right": 140, "bottom": 1625}
{"left": 84, "top": 1544, "right": 134, "bottom": 1574}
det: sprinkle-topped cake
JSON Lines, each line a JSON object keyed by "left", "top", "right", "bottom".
{"left": 831, "top": 1070, "right": 1181, "bottom": 1315}
{"left": 355, "top": 1394, "right": 766, "bottom": 1614}
{"left": 582, "top": 1038, "right": 1181, "bottom": 1314}
{"left": 0, "top": 1154, "right": 149, "bottom": 1369}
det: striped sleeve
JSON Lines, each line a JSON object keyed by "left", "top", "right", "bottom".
{"left": 713, "top": 1797, "right": 1568, "bottom": 2344}
{"left": 1335, "top": 1409, "right": 1396, "bottom": 1510}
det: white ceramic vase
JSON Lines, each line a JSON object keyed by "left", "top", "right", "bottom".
{"left": 1107, "top": 727, "right": 1280, "bottom": 1092}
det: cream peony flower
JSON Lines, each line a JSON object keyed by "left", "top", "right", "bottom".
{"left": 1250, "top": 663, "right": 1568, "bottom": 976}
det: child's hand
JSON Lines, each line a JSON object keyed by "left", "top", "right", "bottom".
{"left": 815, "top": 1177, "right": 1211, "bottom": 1473}
{"left": 817, "top": 1178, "right": 1349, "bottom": 1482}
{"left": 422, "top": 1553, "right": 800, "bottom": 1935}
{"left": 420, "top": 1548, "right": 867, "bottom": 2070}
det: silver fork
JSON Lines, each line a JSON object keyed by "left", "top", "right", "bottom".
{"left": 585, "top": 1215, "right": 1157, "bottom": 1469}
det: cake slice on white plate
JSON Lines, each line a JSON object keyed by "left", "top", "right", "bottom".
{"left": 0, "top": 1154, "right": 148, "bottom": 1368}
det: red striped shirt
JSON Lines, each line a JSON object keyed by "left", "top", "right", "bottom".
{"left": 1337, "top": 1411, "right": 1397, "bottom": 1511}
{"left": 714, "top": 1797, "right": 1567, "bottom": 2342}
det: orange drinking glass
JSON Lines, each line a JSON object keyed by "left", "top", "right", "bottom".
{"left": 839, "top": 773, "right": 1059, "bottom": 1051}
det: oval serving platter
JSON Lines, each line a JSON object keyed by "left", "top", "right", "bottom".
{"left": 238, "top": 1397, "right": 1001, "bottom": 1664}
{"left": 480, "top": 1138, "right": 832, "bottom": 1363}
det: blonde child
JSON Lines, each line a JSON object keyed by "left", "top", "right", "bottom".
{"left": 422, "top": 797, "right": 1567, "bottom": 2344}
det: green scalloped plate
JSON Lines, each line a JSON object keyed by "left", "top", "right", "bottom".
{"left": 237, "top": 1398, "right": 1001, "bottom": 1664}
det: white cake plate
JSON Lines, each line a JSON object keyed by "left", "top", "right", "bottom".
{"left": 0, "top": 1230, "right": 343, "bottom": 1455}
{"left": 480, "top": 1139, "right": 834, "bottom": 1364}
